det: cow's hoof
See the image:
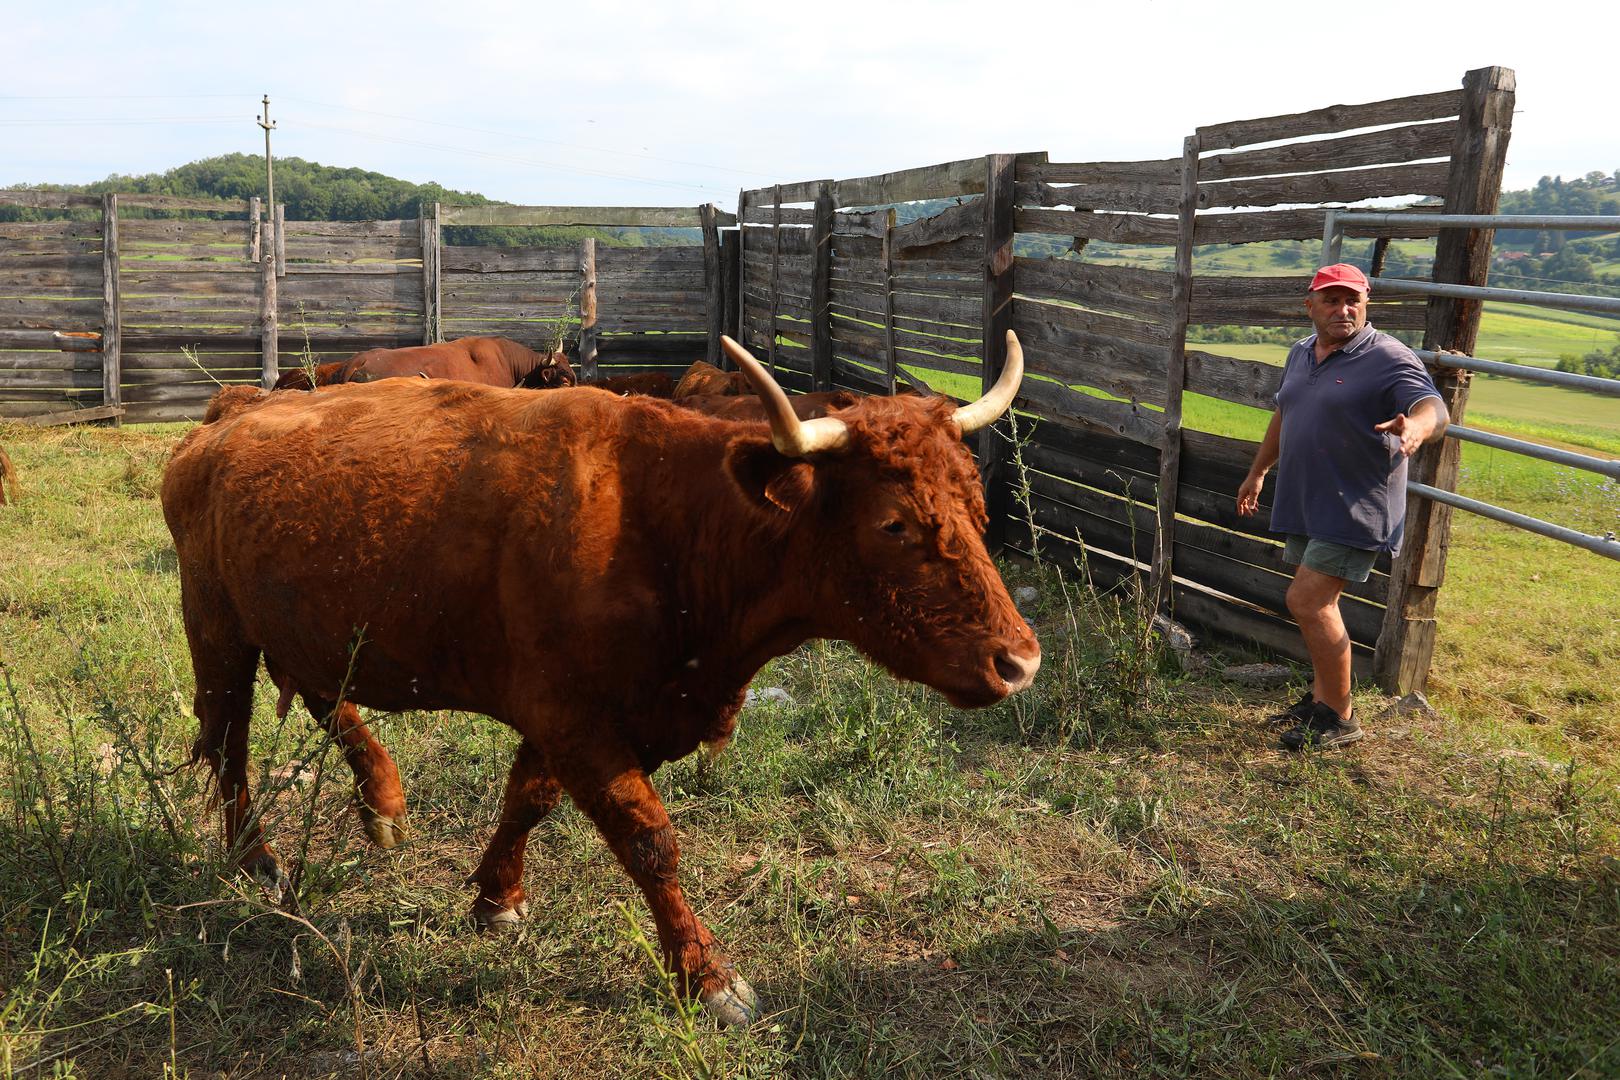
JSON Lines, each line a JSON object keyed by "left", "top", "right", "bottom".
{"left": 243, "top": 853, "right": 291, "bottom": 906}
{"left": 471, "top": 900, "right": 528, "bottom": 932}
{"left": 700, "top": 972, "right": 759, "bottom": 1027}
{"left": 358, "top": 806, "right": 407, "bottom": 849}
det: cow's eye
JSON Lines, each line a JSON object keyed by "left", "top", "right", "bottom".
{"left": 880, "top": 519, "right": 907, "bottom": 536}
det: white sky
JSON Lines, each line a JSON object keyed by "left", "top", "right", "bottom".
{"left": 2, "top": 0, "right": 1611, "bottom": 210}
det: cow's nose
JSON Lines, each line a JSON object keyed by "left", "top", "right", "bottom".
{"left": 994, "top": 640, "right": 1041, "bottom": 693}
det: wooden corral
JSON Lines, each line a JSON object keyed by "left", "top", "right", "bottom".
{"left": 0, "top": 197, "right": 736, "bottom": 423}
{"left": 0, "top": 66, "right": 1515, "bottom": 695}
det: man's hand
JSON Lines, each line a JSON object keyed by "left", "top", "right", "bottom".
{"left": 1237, "top": 471, "right": 1264, "bottom": 516}
{"left": 1374, "top": 412, "right": 1427, "bottom": 457}
{"left": 1375, "top": 396, "right": 1448, "bottom": 458}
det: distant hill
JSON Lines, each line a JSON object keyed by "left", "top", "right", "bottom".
{"left": 0, "top": 153, "right": 697, "bottom": 247}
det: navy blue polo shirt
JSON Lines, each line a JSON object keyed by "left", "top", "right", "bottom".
{"left": 1269, "top": 324, "right": 1441, "bottom": 554}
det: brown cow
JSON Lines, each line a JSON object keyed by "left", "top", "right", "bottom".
{"left": 677, "top": 388, "right": 863, "bottom": 421}
{"left": 585, "top": 370, "right": 677, "bottom": 398}
{"left": 162, "top": 333, "right": 1039, "bottom": 1025}
{"left": 673, "top": 359, "right": 751, "bottom": 398}
{"left": 273, "top": 336, "right": 575, "bottom": 391}
{"left": 0, "top": 447, "right": 15, "bottom": 505}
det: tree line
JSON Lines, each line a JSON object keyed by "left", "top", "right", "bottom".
{"left": 0, "top": 153, "right": 697, "bottom": 248}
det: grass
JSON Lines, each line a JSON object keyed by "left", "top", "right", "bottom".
{"left": 0, "top": 420, "right": 1617, "bottom": 1078}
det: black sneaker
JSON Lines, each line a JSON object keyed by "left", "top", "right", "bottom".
{"left": 1266, "top": 691, "right": 1315, "bottom": 727}
{"left": 1280, "top": 702, "right": 1363, "bottom": 751}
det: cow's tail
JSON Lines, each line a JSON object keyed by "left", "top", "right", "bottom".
{"left": 203, "top": 385, "right": 270, "bottom": 425}
{"left": 0, "top": 446, "right": 16, "bottom": 506}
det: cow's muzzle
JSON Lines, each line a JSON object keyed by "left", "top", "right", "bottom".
{"left": 994, "top": 640, "right": 1042, "bottom": 695}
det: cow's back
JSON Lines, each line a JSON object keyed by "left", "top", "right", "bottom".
{"left": 163, "top": 380, "right": 648, "bottom": 712}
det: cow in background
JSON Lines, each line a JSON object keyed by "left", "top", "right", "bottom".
{"left": 673, "top": 360, "right": 751, "bottom": 398}
{"left": 162, "top": 333, "right": 1039, "bottom": 1026}
{"left": 0, "top": 447, "right": 15, "bottom": 505}
{"left": 585, "top": 370, "right": 677, "bottom": 398}
{"left": 273, "top": 336, "right": 575, "bottom": 391}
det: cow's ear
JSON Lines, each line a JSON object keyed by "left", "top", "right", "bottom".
{"left": 726, "top": 438, "right": 816, "bottom": 515}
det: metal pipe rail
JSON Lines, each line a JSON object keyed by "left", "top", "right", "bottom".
{"left": 1369, "top": 275, "right": 1620, "bottom": 317}
{"left": 1417, "top": 348, "right": 1620, "bottom": 397}
{"left": 1407, "top": 483, "right": 1620, "bottom": 562}
{"left": 1445, "top": 424, "right": 1620, "bottom": 480}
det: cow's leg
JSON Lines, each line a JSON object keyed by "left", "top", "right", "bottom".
{"left": 557, "top": 746, "right": 758, "bottom": 1026}
{"left": 301, "top": 694, "right": 408, "bottom": 849}
{"left": 183, "top": 607, "right": 286, "bottom": 899}
{"left": 467, "top": 739, "right": 562, "bottom": 929}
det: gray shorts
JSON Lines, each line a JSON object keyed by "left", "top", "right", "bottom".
{"left": 1283, "top": 534, "right": 1377, "bottom": 583}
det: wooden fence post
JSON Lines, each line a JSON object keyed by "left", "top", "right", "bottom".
{"left": 979, "top": 153, "right": 1017, "bottom": 552}
{"left": 275, "top": 202, "right": 286, "bottom": 278}
{"left": 578, "top": 237, "right": 598, "bottom": 382}
{"left": 809, "top": 185, "right": 835, "bottom": 391}
{"left": 249, "top": 196, "right": 261, "bottom": 263}
{"left": 1375, "top": 65, "right": 1516, "bottom": 694}
{"left": 720, "top": 227, "right": 740, "bottom": 354}
{"left": 700, "top": 203, "right": 722, "bottom": 367}
{"left": 260, "top": 201, "right": 279, "bottom": 388}
{"left": 100, "top": 194, "right": 121, "bottom": 426}
{"left": 767, "top": 185, "right": 783, "bottom": 374}
{"left": 730, "top": 188, "right": 747, "bottom": 370}
{"left": 421, "top": 201, "right": 441, "bottom": 344}
{"left": 881, "top": 208, "right": 898, "bottom": 392}
{"left": 1151, "top": 134, "right": 1201, "bottom": 606}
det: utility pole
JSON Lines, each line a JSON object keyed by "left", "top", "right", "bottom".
{"left": 257, "top": 95, "right": 276, "bottom": 213}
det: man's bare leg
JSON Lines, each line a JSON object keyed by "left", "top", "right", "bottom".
{"left": 1285, "top": 565, "right": 1353, "bottom": 719}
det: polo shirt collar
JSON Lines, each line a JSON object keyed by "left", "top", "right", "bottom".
{"left": 1304, "top": 322, "right": 1377, "bottom": 360}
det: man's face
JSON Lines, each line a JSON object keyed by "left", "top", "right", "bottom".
{"left": 1304, "top": 286, "right": 1368, "bottom": 346}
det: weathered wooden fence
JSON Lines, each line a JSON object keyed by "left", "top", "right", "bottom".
{"left": 0, "top": 66, "right": 1516, "bottom": 693}
{"left": 0, "top": 199, "right": 736, "bottom": 423}
{"left": 736, "top": 66, "right": 1515, "bottom": 693}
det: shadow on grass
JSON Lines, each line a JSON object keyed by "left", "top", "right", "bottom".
{"left": 752, "top": 865, "right": 1620, "bottom": 1079}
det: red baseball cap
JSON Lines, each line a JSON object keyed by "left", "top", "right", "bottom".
{"left": 1308, "top": 263, "right": 1370, "bottom": 295}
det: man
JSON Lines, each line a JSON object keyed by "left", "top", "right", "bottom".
{"left": 1236, "top": 263, "right": 1448, "bottom": 750}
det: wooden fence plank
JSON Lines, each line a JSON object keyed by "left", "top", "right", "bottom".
{"left": 1194, "top": 207, "right": 1444, "bottom": 245}
{"left": 0, "top": 190, "right": 100, "bottom": 210}
{"left": 1016, "top": 158, "right": 1181, "bottom": 185}
{"left": 1014, "top": 180, "right": 1181, "bottom": 215}
{"left": 1015, "top": 208, "right": 1180, "bottom": 245}
{"left": 1196, "top": 88, "right": 1464, "bottom": 151}
{"left": 1198, "top": 119, "right": 1459, "bottom": 182}
{"left": 439, "top": 205, "right": 728, "bottom": 228}
{"left": 1198, "top": 160, "right": 1452, "bottom": 210}
{"left": 1183, "top": 349, "right": 1280, "bottom": 410}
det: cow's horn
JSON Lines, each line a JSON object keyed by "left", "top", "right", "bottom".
{"left": 953, "top": 330, "right": 1024, "bottom": 436}
{"left": 720, "top": 336, "right": 850, "bottom": 456}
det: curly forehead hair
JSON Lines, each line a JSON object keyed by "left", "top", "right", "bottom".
{"left": 835, "top": 395, "right": 991, "bottom": 537}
